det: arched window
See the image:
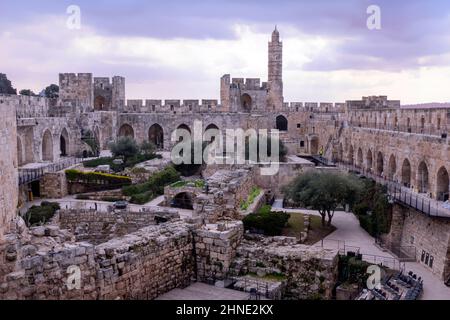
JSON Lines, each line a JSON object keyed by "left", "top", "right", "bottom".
{"left": 276, "top": 115, "right": 288, "bottom": 131}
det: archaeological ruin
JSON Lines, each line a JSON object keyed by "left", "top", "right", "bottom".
{"left": 0, "top": 28, "right": 449, "bottom": 300}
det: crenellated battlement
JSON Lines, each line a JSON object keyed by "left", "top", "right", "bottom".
{"left": 123, "top": 99, "right": 221, "bottom": 113}
{"left": 0, "top": 94, "right": 53, "bottom": 118}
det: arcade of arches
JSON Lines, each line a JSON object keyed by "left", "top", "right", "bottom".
{"left": 343, "top": 145, "right": 449, "bottom": 201}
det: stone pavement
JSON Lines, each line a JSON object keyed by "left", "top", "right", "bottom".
{"left": 155, "top": 282, "right": 251, "bottom": 300}
{"left": 280, "top": 208, "right": 450, "bottom": 300}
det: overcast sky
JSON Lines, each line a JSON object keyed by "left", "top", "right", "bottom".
{"left": 1, "top": 0, "right": 450, "bottom": 104}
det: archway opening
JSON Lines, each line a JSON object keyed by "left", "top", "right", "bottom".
{"left": 149, "top": 124, "right": 164, "bottom": 149}
{"left": 60, "top": 128, "right": 69, "bottom": 157}
{"left": 204, "top": 123, "right": 220, "bottom": 144}
{"left": 437, "top": 167, "right": 449, "bottom": 201}
{"left": 376, "top": 152, "right": 384, "bottom": 176}
{"left": 94, "top": 96, "right": 106, "bottom": 111}
{"left": 170, "top": 192, "right": 194, "bottom": 210}
{"left": 42, "top": 130, "right": 53, "bottom": 162}
{"left": 357, "top": 148, "right": 363, "bottom": 167}
{"left": 418, "top": 161, "right": 429, "bottom": 194}
{"left": 241, "top": 94, "right": 252, "bottom": 112}
{"left": 388, "top": 155, "right": 396, "bottom": 180}
{"left": 310, "top": 137, "right": 319, "bottom": 155}
{"left": 366, "top": 149, "right": 373, "bottom": 172}
{"left": 118, "top": 124, "right": 134, "bottom": 138}
{"left": 401, "top": 159, "right": 411, "bottom": 187}
{"left": 276, "top": 115, "right": 288, "bottom": 131}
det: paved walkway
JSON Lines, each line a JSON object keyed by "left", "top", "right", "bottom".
{"left": 156, "top": 282, "right": 250, "bottom": 300}
{"left": 280, "top": 208, "right": 450, "bottom": 300}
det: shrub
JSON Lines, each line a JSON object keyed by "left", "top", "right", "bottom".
{"left": 109, "top": 137, "right": 140, "bottom": 160}
{"left": 243, "top": 210, "right": 290, "bottom": 236}
{"left": 130, "top": 191, "right": 154, "bottom": 205}
{"left": 82, "top": 157, "right": 114, "bottom": 168}
{"left": 351, "top": 179, "right": 392, "bottom": 237}
{"left": 65, "top": 169, "right": 132, "bottom": 186}
{"left": 24, "top": 201, "right": 60, "bottom": 227}
{"left": 122, "top": 166, "right": 180, "bottom": 204}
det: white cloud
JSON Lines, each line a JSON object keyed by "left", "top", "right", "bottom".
{"left": 1, "top": 16, "right": 450, "bottom": 104}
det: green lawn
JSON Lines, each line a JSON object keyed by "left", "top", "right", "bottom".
{"left": 282, "top": 212, "right": 336, "bottom": 244}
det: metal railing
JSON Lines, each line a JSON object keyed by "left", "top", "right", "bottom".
{"left": 338, "top": 162, "right": 450, "bottom": 218}
{"left": 18, "top": 157, "right": 85, "bottom": 185}
{"left": 348, "top": 121, "right": 448, "bottom": 138}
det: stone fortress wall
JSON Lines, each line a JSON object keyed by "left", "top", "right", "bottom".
{"left": 0, "top": 99, "right": 18, "bottom": 241}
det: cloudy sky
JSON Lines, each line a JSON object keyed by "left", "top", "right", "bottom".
{"left": 1, "top": 0, "right": 450, "bottom": 104}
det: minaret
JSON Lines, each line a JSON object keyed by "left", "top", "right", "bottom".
{"left": 268, "top": 26, "right": 283, "bottom": 110}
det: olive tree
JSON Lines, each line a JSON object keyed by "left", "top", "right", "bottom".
{"left": 282, "top": 171, "right": 363, "bottom": 226}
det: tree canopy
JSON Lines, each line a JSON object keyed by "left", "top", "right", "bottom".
{"left": 282, "top": 171, "right": 363, "bottom": 226}
{"left": 19, "top": 89, "right": 36, "bottom": 96}
{"left": 109, "top": 136, "right": 140, "bottom": 160}
{"left": 44, "top": 84, "right": 59, "bottom": 98}
{"left": 0, "top": 73, "right": 17, "bottom": 94}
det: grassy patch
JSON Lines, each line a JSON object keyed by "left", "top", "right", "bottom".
{"left": 282, "top": 213, "right": 336, "bottom": 244}
{"left": 282, "top": 213, "right": 305, "bottom": 238}
{"left": 240, "top": 186, "right": 262, "bottom": 211}
{"left": 170, "top": 179, "right": 205, "bottom": 189}
{"left": 247, "top": 272, "right": 287, "bottom": 282}
{"left": 122, "top": 166, "right": 180, "bottom": 204}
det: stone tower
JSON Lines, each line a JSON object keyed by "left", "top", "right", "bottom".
{"left": 268, "top": 26, "right": 284, "bottom": 110}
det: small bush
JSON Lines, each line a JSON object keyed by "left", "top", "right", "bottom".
{"left": 24, "top": 201, "right": 60, "bottom": 226}
{"left": 243, "top": 210, "right": 290, "bottom": 236}
{"left": 130, "top": 191, "right": 154, "bottom": 205}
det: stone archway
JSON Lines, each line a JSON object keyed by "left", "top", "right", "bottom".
{"left": 376, "top": 152, "right": 384, "bottom": 176}
{"left": 357, "top": 148, "right": 363, "bottom": 167}
{"left": 204, "top": 123, "right": 220, "bottom": 144}
{"left": 148, "top": 124, "right": 164, "bottom": 149}
{"left": 176, "top": 123, "right": 192, "bottom": 143}
{"left": 60, "top": 128, "right": 69, "bottom": 157}
{"left": 366, "top": 149, "right": 373, "bottom": 172}
{"left": 241, "top": 94, "right": 252, "bottom": 112}
{"left": 388, "top": 154, "right": 396, "bottom": 180}
{"left": 170, "top": 192, "right": 194, "bottom": 210}
{"left": 401, "top": 158, "right": 412, "bottom": 187}
{"left": 118, "top": 124, "right": 134, "bottom": 138}
{"left": 42, "top": 129, "right": 53, "bottom": 162}
{"left": 94, "top": 96, "right": 106, "bottom": 111}
{"left": 437, "top": 166, "right": 449, "bottom": 201}
{"left": 310, "top": 136, "right": 319, "bottom": 155}
{"left": 276, "top": 115, "right": 288, "bottom": 131}
{"left": 417, "top": 161, "right": 430, "bottom": 194}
